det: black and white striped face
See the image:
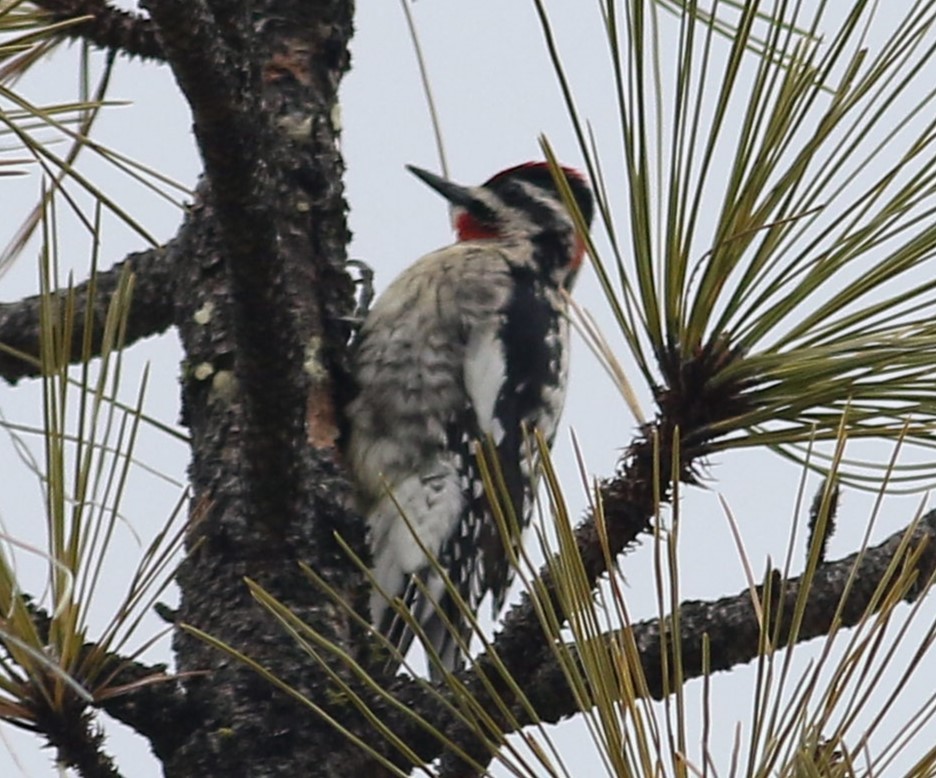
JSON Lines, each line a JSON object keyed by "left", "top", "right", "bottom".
{"left": 407, "top": 162, "right": 595, "bottom": 285}
{"left": 476, "top": 163, "right": 594, "bottom": 237}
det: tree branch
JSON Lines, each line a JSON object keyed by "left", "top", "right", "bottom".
{"left": 14, "top": 596, "right": 195, "bottom": 770}
{"left": 376, "top": 509, "right": 936, "bottom": 775}
{"left": 525, "top": 508, "right": 936, "bottom": 722}
{"left": 0, "top": 246, "right": 174, "bottom": 385}
{"left": 31, "top": 0, "right": 164, "bottom": 61}
{"left": 33, "top": 702, "right": 124, "bottom": 778}
{"left": 96, "top": 660, "right": 198, "bottom": 765}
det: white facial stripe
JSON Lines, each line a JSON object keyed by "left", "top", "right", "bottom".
{"left": 518, "top": 180, "right": 576, "bottom": 233}
{"left": 455, "top": 182, "right": 574, "bottom": 241}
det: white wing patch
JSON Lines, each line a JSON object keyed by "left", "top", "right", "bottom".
{"left": 464, "top": 323, "right": 507, "bottom": 443}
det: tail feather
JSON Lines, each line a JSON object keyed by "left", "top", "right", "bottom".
{"left": 374, "top": 566, "right": 470, "bottom": 680}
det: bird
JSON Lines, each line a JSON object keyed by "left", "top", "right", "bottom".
{"left": 344, "top": 161, "right": 594, "bottom": 676}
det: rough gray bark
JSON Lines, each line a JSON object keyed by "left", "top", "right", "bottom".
{"left": 0, "top": 247, "right": 174, "bottom": 385}
{"left": 136, "top": 2, "right": 375, "bottom": 775}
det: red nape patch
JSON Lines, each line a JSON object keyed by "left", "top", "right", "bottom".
{"left": 455, "top": 211, "right": 500, "bottom": 241}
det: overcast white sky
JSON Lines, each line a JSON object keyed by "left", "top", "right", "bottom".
{"left": 0, "top": 2, "right": 934, "bottom": 775}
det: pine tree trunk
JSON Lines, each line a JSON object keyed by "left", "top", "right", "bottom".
{"left": 142, "top": 2, "right": 373, "bottom": 774}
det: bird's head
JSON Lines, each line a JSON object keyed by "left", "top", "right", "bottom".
{"left": 407, "top": 162, "right": 595, "bottom": 284}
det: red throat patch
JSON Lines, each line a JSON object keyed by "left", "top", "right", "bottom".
{"left": 455, "top": 211, "right": 500, "bottom": 241}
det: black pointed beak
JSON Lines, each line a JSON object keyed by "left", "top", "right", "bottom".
{"left": 406, "top": 165, "right": 478, "bottom": 210}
